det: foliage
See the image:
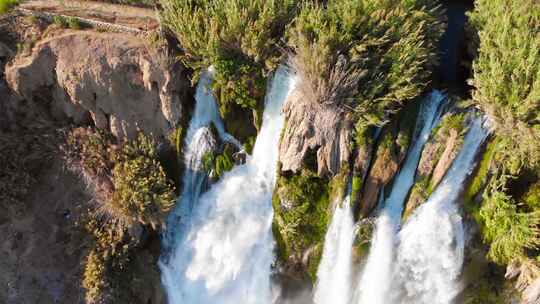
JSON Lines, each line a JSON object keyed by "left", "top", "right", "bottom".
{"left": 64, "top": 128, "right": 175, "bottom": 229}
{"left": 0, "top": 0, "right": 18, "bottom": 14}
{"left": 83, "top": 249, "right": 110, "bottom": 304}
{"left": 202, "top": 145, "right": 235, "bottom": 179}
{"left": 287, "top": 0, "right": 444, "bottom": 128}
{"left": 469, "top": 0, "right": 540, "bottom": 171}
{"left": 273, "top": 169, "right": 330, "bottom": 262}
{"left": 468, "top": 0, "right": 540, "bottom": 272}
{"left": 110, "top": 133, "right": 176, "bottom": 229}
{"left": 479, "top": 186, "right": 540, "bottom": 265}
{"left": 159, "top": 0, "right": 298, "bottom": 113}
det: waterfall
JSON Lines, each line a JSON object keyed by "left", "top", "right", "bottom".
{"left": 313, "top": 195, "right": 355, "bottom": 304}
{"left": 392, "top": 118, "right": 489, "bottom": 304}
{"left": 160, "top": 67, "right": 296, "bottom": 304}
{"left": 161, "top": 68, "right": 228, "bottom": 254}
{"left": 356, "top": 91, "right": 446, "bottom": 304}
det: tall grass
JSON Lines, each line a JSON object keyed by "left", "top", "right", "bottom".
{"left": 287, "top": 0, "right": 444, "bottom": 128}
{"left": 469, "top": 0, "right": 540, "bottom": 171}
{"left": 159, "top": 0, "right": 298, "bottom": 111}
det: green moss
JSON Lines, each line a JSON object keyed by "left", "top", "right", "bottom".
{"left": 307, "top": 244, "right": 323, "bottom": 281}
{"left": 0, "top": 0, "right": 18, "bottom": 14}
{"left": 464, "top": 139, "right": 497, "bottom": 221}
{"left": 522, "top": 182, "right": 540, "bottom": 211}
{"left": 350, "top": 175, "right": 363, "bottom": 208}
{"left": 272, "top": 170, "right": 330, "bottom": 267}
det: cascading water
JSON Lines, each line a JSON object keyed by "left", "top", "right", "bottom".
{"left": 313, "top": 195, "right": 355, "bottom": 304}
{"left": 161, "top": 68, "right": 238, "bottom": 254}
{"left": 160, "top": 67, "right": 296, "bottom": 304}
{"left": 356, "top": 91, "right": 446, "bottom": 304}
{"left": 392, "top": 118, "right": 489, "bottom": 304}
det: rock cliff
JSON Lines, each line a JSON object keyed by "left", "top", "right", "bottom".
{"left": 6, "top": 31, "right": 192, "bottom": 139}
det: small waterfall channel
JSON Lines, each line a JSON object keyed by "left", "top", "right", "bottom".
{"left": 392, "top": 118, "right": 489, "bottom": 304}
{"left": 313, "top": 195, "right": 355, "bottom": 304}
{"left": 355, "top": 91, "right": 447, "bottom": 304}
{"left": 160, "top": 67, "right": 296, "bottom": 304}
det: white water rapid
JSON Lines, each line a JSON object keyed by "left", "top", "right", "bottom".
{"left": 356, "top": 91, "right": 446, "bottom": 304}
{"left": 161, "top": 68, "right": 237, "bottom": 253}
{"left": 160, "top": 67, "right": 296, "bottom": 304}
{"left": 313, "top": 195, "right": 355, "bottom": 304}
{"left": 392, "top": 117, "right": 489, "bottom": 304}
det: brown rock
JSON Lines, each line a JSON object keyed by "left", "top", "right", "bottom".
{"left": 359, "top": 145, "right": 399, "bottom": 217}
{"left": 431, "top": 128, "right": 460, "bottom": 187}
{"left": 279, "top": 89, "right": 353, "bottom": 177}
{"left": 6, "top": 31, "right": 191, "bottom": 139}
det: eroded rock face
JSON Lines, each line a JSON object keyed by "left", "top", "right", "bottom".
{"left": 6, "top": 31, "right": 191, "bottom": 139}
{"left": 279, "top": 89, "right": 353, "bottom": 177}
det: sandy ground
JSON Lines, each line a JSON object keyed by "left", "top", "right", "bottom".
{"left": 19, "top": 0, "right": 159, "bottom": 30}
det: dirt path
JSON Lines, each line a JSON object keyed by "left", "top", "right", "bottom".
{"left": 18, "top": 0, "right": 159, "bottom": 31}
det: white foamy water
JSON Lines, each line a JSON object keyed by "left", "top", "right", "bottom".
{"left": 356, "top": 91, "right": 446, "bottom": 304}
{"left": 161, "top": 68, "right": 241, "bottom": 254}
{"left": 392, "top": 117, "right": 489, "bottom": 304}
{"left": 313, "top": 195, "right": 355, "bottom": 304}
{"left": 160, "top": 67, "right": 296, "bottom": 304}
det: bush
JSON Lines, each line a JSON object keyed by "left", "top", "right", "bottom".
{"left": 469, "top": 0, "right": 540, "bottom": 171}
{"left": 468, "top": 0, "right": 540, "bottom": 271}
{"left": 110, "top": 133, "right": 176, "bottom": 229}
{"left": 287, "top": 0, "right": 444, "bottom": 128}
{"left": 159, "top": 0, "right": 298, "bottom": 113}
{"left": 479, "top": 187, "right": 540, "bottom": 265}
{"left": 0, "top": 0, "right": 18, "bottom": 14}
{"left": 64, "top": 129, "right": 175, "bottom": 229}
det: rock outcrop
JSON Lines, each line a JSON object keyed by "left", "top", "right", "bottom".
{"left": 6, "top": 31, "right": 192, "bottom": 139}
{"left": 279, "top": 89, "right": 353, "bottom": 177}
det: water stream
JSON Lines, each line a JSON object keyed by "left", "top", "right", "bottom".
{"left": 391, "top": 118, "right": 489, "bottom": 304}
{"left": 313, "top": 195, "right": 355, "bottom": 304}
{"left": 160, "top": 67, "right": 296, "bottom": 304}
{"left": 355, "top": 91, "right": 446, "bottom": 304}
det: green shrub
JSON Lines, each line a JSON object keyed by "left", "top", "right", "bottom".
{"left": 202, "top": 145, "right": 235, "bottom": 179}
{"left": 287, "top": 0, "right": 444, "bottom": 128}
{"left": 479, "top": 187, "right": 540, "bottom": 265}
{"left": 0, "top": 0, "right": 18, "bottom": 14}
{"left": 469, "top": 0, "right": 540, "bottom": 170}
{"left": 111, "top": 133, "right": 176, "bottom": 229}
{"left": 159, "top": 0, "right": 298, "bottom": 113}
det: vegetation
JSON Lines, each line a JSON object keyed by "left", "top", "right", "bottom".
{"left": 468, "top": 0, "right": 540, "bottom": 272}
{"left": 287, "top": 0, "right": 444, "bottom": 130}
{"left": 110, "top": 133, "right": 176, "bottom": 229}
{"left": 0, "top": 0, "right": 18, "bottom": 14}
{"left": 272, "top": 169, "right": 330, "bottom": 279}
{"left": 272, "top": 168, "right": 348, "bottom": 280}
{"left": 159, "top": 0, "right": 298, "bottom": 115}
{"left": 202, "top": 145, "right": 235, "bottom": 179}
{"left": 479, "top": 187, "right": 540, "bottom": 265}
{"left": 65, "top": 128, "right": 174, "bottom": 302}
{"left": 469, "top": 0, "right": 540, "bottom": 170}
